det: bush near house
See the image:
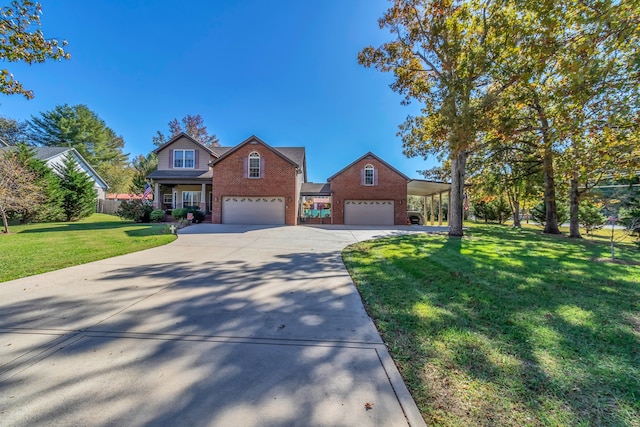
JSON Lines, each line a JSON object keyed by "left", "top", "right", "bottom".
{"left": 150, "top": 209, "right": 165, "bottom": 222}
{"left": 116, "top": 199, "right": 153, "bottom": 223}
{"left": 172, "top": 206, "right": 204, "bottom": 223}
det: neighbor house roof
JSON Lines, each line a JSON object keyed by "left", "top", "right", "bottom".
{"left": 0, "top": 145, "right": 109, "bottom": 190}
{"left": 327, "top": 151, "right": 410, "bottom": 182}
{"left": 152, "top": 132, "right": 217, "bottom": 155}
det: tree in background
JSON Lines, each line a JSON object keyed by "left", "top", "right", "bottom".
{"left": 359, "top": 0, "right": 521, "bottom": 236}
{"left": 130, "top": 153, "right": 157, "bottom": 194}
{"left": 153, "top": 114, "right": 219, "bottom": 148}
{"left": 0, "top": 149, "right": 44, "bottom": 233}
{"left": 54, "top": 154, "right": 96, "bottom": 221}
{"left": 0, "top": 117, "right": 29, "bottom": 145}
{"left": 28, "top": 104, "right": 131, "bottom": 192}
{"left": 11, "top": 143, "right": 62, "bottom": 222}
{"left": 0, "top": 0, "right": 70, "bottom": 98}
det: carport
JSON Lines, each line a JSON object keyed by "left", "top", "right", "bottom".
{"left": 407, "top": 179, "right": 452, "bottom": 226}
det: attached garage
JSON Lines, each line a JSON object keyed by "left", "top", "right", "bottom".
{"left": 344, "top": 200, "right": 394, "bottom": 225}
{"left": 222, "top": 196, "right": 285, "bottom": 224}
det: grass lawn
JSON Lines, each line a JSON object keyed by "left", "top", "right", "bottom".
{"left": 0, "top": 214, "right": 176, "bottom": 282}
{"left": 343, "top": 223, "right": 640, "bottom": 427}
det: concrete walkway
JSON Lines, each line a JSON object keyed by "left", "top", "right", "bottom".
{"left": 0, "top": 224, "right": 445, "bottom": 426}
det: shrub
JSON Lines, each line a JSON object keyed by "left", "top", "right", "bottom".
{"left": 116, "top": 200, "right": 153, "bottom": 222}
{"left": 532, "top": 201, "right": 569, "bottom": 227}
{"left": 150, "top": 209, "right": 165, "bottom": 222}
{"left": 578, "top": 201, "right": 606, "bottom": 237}
{"left": 472, "top": 198, "right": 511, "bottom": 224}
{"left": 172, "top": 208, "right": 188, "bottom": 220}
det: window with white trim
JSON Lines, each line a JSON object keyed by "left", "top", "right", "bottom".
{"left": 163, "top": 194, "right": 173, "bottom": 204}
{"left": 249, "top": 151, "right": 260, "bottom": 178}
{"left": 182, "top": 191, "right": 201, "bottom": 208}
{"left": 174, "top": 149, "right": 195, "bottom": 168}
{"left": 364, "top": 164, "right": 374, "bottom": 186}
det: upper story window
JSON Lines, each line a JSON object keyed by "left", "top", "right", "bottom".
{"left": 174, "top": 149, "right": 195, "bottom": 168}
{"left": 249, "top": 151, "right": 260, "bottom": 178}
{"left": 364, "top": 164, "right": 374, "bottom": 186}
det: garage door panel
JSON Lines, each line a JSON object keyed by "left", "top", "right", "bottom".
{"left": 222, "top": 197, "right": 285, "bottom": 224}
{"left": 344, "top": 200, "right": 394, "bottom": 225}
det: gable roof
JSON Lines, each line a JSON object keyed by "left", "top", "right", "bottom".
{"left": 0, "top": 145, "right": 109, "bottom": 189}
{"left": 327, "top": 151, "right": 410, "bottom": 181}
{"left": 152, "top": 132, "right": 216, "bottom": 155}
{"left": 210, "top": 135, "right": 305, "bottom": 169}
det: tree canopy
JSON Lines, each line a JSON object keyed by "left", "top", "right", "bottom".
{"left": 360, "top": 0, "right": 640, "bottom": 237}
{"left": 0, "top": 0, "right": 70, "bottom": 98}
{"left": 28, "top": 104, "right": 131, "bottom": 192}
{"left": 153, "top": 114, "right": 219, "bottom": 148}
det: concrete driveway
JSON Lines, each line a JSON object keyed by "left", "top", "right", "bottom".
{"left": 0, "top": 224, "right": 445, "bottom": 426}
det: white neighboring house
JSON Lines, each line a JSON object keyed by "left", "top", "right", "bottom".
{"left": 0, "top": 145, "right": 109, "bottom": 210}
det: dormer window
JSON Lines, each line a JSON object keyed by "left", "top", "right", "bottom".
{"left": 174, "top": 149, "right": 195, "bottom": 169}
{"left": 364, "top": 164, "right": 374, "bottom": 186}
{"left": 249, "top": 152, "right": 260, "bottom": 178}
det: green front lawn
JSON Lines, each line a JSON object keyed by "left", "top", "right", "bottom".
{"left": 343, "top": 224, "right": 640, "bottom": 426}
{"left": 0, "top": 214, "right": 176, "bottom": 282}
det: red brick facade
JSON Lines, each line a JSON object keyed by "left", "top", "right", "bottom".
{"left": 211, "top": 140, "right": 299, "bottom": 225}
{"left": 330, "top": 155, "right": 409, "bottom": 225}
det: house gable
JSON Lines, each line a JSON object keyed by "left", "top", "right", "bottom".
{"left": 329, "top": 152, "right": 409, "bottom": 225}
{"left": 155, "top": 133, "right": 216, "bottom": 172}
{"left": 210, "top": 136, "right": 304, "bottom": 225}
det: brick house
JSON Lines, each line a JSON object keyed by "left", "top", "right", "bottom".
{"left": 147, "top": 133, "right": 449, "bottom": 225}
{"left": 327, "top": 152, "right": 409, "bottom": 225}
{"left": 209, "top": 135, "right": 305, "bottom": 225}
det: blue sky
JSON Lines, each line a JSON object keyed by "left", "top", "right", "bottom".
{"left": 1, "top": 0, "right": 439, "bottom": 183}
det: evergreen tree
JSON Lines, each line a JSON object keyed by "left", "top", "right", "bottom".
{"left": 13, "top": 143, "right": 63, "bottom": 222}
{"left": 130, "top": 153, "right": 158, "bottom": 194}
{"left": 28, "top": 104, "right": 129, "bottom": 190}
{"left": 55, "top": 154, "right": 96, "bottom": 221}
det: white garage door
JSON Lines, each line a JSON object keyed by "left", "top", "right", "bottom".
{"left": 344, "top": 200, "right": 394, "bottom": 225}
{"left": 222, "top": 196, "right": 285, "bottom": 224}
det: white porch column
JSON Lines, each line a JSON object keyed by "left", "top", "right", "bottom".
{"left": 154, "top": 183, "right": 160, "bottom": 209}
{"left": 423, "top": 196, "right": 427, "bottom": 224}
{"left": 200, "top": 183, "right": 206, "bottom": 210}
{"left": 430, "top": 194, "right": 435, "bottom": 225}
{"left": 438, "top": 192, "right": 443, "bottom": 226}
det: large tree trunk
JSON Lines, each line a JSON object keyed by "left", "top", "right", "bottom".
{"left": 568, "top": 175, "right": 582, "bottom": 238}
{"left": 535, "top": 99, "right": 561, "bottom": 234}
{"left": 449, "top": 150, "right": 468, "bottom": 237}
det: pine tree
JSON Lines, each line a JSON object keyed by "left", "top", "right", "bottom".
{"left": 55, "top": 154, "right": 96, "bottom": 221}
{"left": 13, "top": 143, "right": 63, "bottom": 222}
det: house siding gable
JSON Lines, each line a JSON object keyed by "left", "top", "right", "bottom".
{"left": 156, "top": 135, "right": 213, "bottom": 171}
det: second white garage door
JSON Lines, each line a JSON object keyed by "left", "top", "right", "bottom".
{"left": 344, "top": 200, "right": 395, "bottom": 225}
{"left": 222, "top": 196, "right": 285, "bottom": 224}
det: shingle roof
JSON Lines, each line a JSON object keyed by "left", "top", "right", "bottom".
{"left": 327, "top": 151, "right": 409, "bottom": 181}
{"left": 0, "top": 146, "right": 71, "bottom": 160}
{"left": 301, "top": 182, "right": 332, "bottom": 195}
{"left": 210, "top": 135, "right": 305, "bottom": 169}
{"left": 152, "top": 132, "right": 216, "bottom": 155}
{"left": 147, "top": 169, "right": 213, "bottom": 179}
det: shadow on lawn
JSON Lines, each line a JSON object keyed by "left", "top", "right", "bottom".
{"left": 346, "top": 226, "right": 640, "bottom": 426}
{"left": 0, "top": 247, "right": 399, "bottom": 426}
{"left": 17, "top": 221, "right": 159, "bottom": 234}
